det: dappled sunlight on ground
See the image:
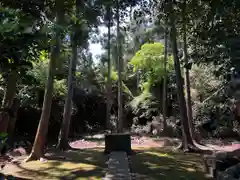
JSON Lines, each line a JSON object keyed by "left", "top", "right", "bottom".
{"left": 1, "top": 148, "right": 106, "bottom": 180}
{"left": 1, "top": 137, "right": 216, "bottom": 179}
{"left": 131, "top": 147, "right": 206, "bottom": 180}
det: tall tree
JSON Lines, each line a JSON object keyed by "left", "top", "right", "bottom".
{"left": 168, "top": 0, "right": 192, "bottom": 150}
{"left": 25, "top": 0, "right": 63, "bottom": 161}
{"left": 162, "top": 26, "right": 168, "bottom": 133}
{"left": 182, "top": 0, "right": 194, "bottom": 139}
{"left": 167, "top": 0, "right": 212, "bottom": 152}
{"left": 0, "top": 69, "right": 18, "bottom": 133}
{"left": 57, "top": 0, "right": 80, "bottom": 150}
{"left": 106, "top": 2, "right": 112, "bottom": 131}
{"left": 116, "top": 0, "right": 123, "bottom": 133}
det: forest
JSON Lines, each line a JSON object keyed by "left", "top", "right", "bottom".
{"left": 1, "top": 0, "right": 240, "bottom": 179}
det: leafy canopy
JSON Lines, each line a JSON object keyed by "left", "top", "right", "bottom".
{"left": 130, "top": 42, "right": 173, "bottom": 72}
{"left": 129, "top": 42, "right": 174, "bottom": 92}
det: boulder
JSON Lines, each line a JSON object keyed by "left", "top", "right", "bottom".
{"left": 203, "top": 150, "right": 240, "bottom": 178}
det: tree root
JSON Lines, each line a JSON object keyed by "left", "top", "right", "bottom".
{"left": 24, "top": 153, "right": 37, "bottom": 163}
{"left": 24, "top": 151, "right": 46, "bottom": 163}
{"left": 175, "top": 141, "right": 214, "bottom": 154}
{"left": 175, "top": 142, "right": 183, "bottom": 150}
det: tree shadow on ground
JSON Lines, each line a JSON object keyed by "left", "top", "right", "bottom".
{"left": 0, "top": 173, "right": 31, "bottom": 180}
{"left": 2, "top": 148, "right": 106, "bottom": 180}
{"left": 130, "top": 147, "right": 209, "bottom": 180}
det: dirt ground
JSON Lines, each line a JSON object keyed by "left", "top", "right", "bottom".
{"left": 1, "top": 135, "right": 240, "bottom": 179}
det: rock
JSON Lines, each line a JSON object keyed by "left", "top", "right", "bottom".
{"left": 216, "top": 153, "right": 240, "bottom": 172}
{"left": 235, "top": 163, "right": 240, "bottom": 172}
{"left": 39, "top": 157, "right": 48, "bottom": 163}
{"left": 203, "top": 151, "right": 240, "bottom": 178}
{"left": 217, "top": 172, "right": 235, "bottom": 180}
{"left": 225, "top": 166, "right": 238, "bottom": 178}
{"left": 217, "top": 163, "right": 240, "bottom": 180}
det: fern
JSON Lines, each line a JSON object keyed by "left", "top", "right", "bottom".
{"left": 130, "top": 91, "right": 152, "bottom": 110}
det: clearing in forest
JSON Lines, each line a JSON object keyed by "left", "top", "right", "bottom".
{"left": 1, "top": 137, "right": 208, "bottom": 180}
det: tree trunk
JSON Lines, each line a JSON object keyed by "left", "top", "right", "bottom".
{"left": 162, "top": 27, "right": 168, "bottom": 133}
{"left": 25, "top": 1, "right": 62, "bottom": 161}
{"left": 106, "top": 5, "right": 112, "bottom": 131}
{"left": 165, "top": 0, "right": 213, "bottom": 153}
{"left": 134, "top": 38, "right": 140, "bottom": 94}
{"left": 6, "top": 98, "right": 20, "bottom": 148}
{"left": 0, "top": 69, "right": 17, "bottom": 133}
{"left": 234, "top": 100, "right": 240, "bottom": 120}
{"left": 0, "top": 112, "right": 9, "bottom": 133}
{"left": 169, "top": 0, "right": 214, "bottom": 153}
{"left": 182, "top": 0, "right": 194, "bottom": 139}
{"left": 116, "top": 0, "right": 123, "bottom": 133}
{"left": 57, "top": 0, "right": 80, "bottom": 150}
{"left": 57, "top": 30, "right": 77, "bottom": 150}
{"left": 169, "top": 0, "right": 193, "bottom": 150}
{"left": 2, "top": 69, "right": 18, "bottom": 108}
{"left": 7, "top": 98, "right": 20, "bottom": 135}
{"left": 25, "top": 50, "right": 57, "bottom": 161}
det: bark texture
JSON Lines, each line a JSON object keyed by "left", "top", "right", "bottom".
{"left": 116, "top": 0, "right": 123, "bottom": 133}
{"left": 0, "top": 69, "right": 18, "bottom": 133}
{"left": 169, "top": 0, "right": 195, "bottom": 150}
{"left": 162, "top": 27, "right": 168, "bottom": 133}
{"left": 25, "top": 0, "right": 62, "bottom": 161}
{"left": 57, "top": 34, "right": 77, "bottom": 150}
{"left": 106, "top": 5, "right": 112, "bottom": 131}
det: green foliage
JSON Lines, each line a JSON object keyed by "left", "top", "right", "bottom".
{"left": 0, "top": 7, "right": 33, "bottom": 37}
{"left": 99, "top": 66, "right": 133, "bottom": 97}
{"left": 130, "top": 91, "right": 152, "bottom": 110}
{"left": 130, "top": 90, "right": 159, "bottom": 122}
{"left": 0, "top": 132, "right": 8, "bottom": 139}
{"left": 27, "top": 53, "right": 49, "bottom": 85}
{"left": 190, "top": 64, "right": 224, "bottom": 101}
{"left": 129, "top": 42, "right": 174, "bottom": 92}
{"left": 130, "top": 43, "right": 164, "bottom": 72}
{"left": 0, "top": 132, "right": 8, "bottom": 148}
{"left": 127, "top": 43, "right": 174, "bottom": 121}
{"left": 54, "top": 79, "right": 67, "bottom": 97}
{"left": 1, "top": 0, "right": 238, "bottom": 137}
{"left": 0, "top": 5, "right": 49, "bottom": 81}
{"left": 27, "top": 51, "right": 67, "bottom": 98}
{"left": 187, "top": 0, "right": 240, "bottom": 76}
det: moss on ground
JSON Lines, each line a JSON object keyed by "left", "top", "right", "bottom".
{"left": 131, "top": 147, "right": 207, "bottom": 180}
{"left": 2, "top": 148, "right": 106, "bottom": 180}
{"left": 2, "top": 145, "right": 208, "bottom": 180}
